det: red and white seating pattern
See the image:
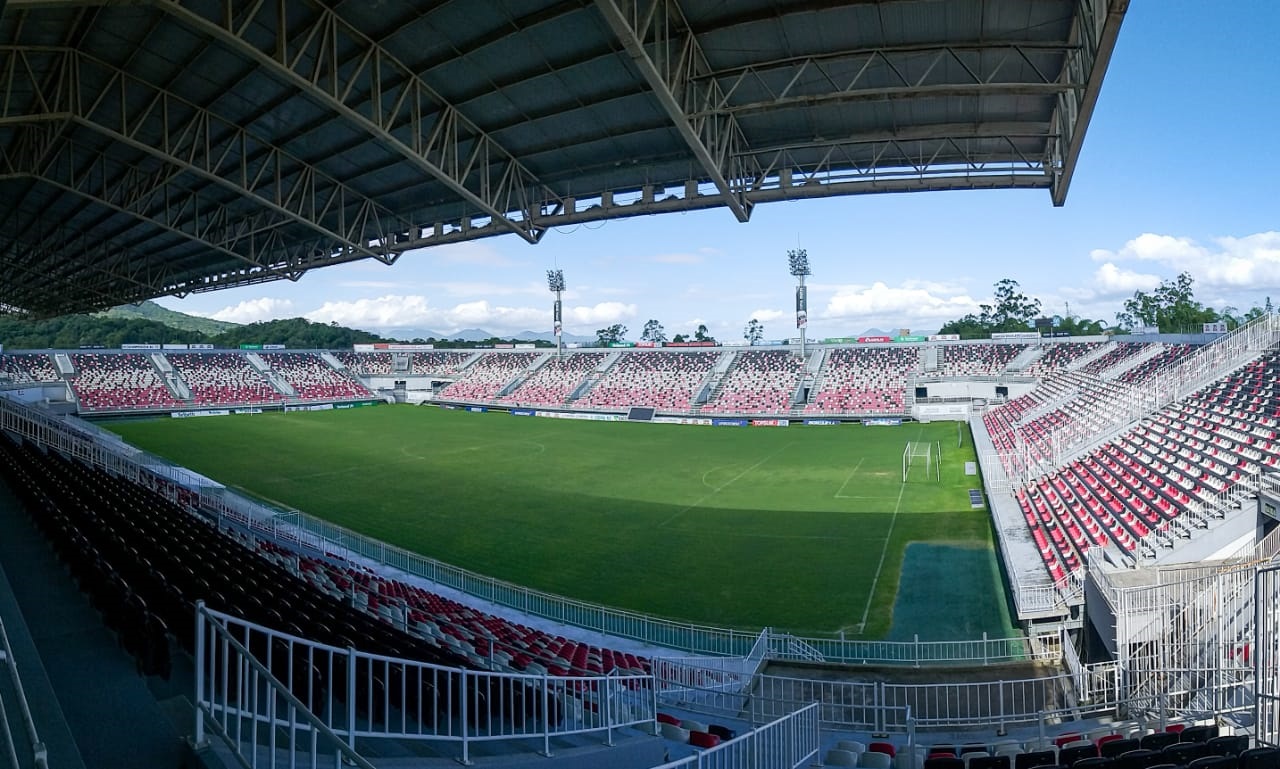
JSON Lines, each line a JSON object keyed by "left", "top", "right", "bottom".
{"left": 804, "top": 347, "right": 919, "bottom": 414}
{"left": 703, "top": 351, "right": 803, "bottom": 414}
{"left": 1080, "top": 342, "right": 1147, "bottom": 375}
{"left": 937, "top": 344, "right": 1026, "bottom": 376}
{"left": 70, "top": 353, "right": 180, "bottom": 411}
{"left": 438, "top": 352, "right": 540, "bottom": 401}
{"left": 167, "top": 353, "right": 283, "bottom": 406}
{"left": 411, "top": 351, "right": 473, "bottom": 376}
{"left": 333, "top": 352, "right": 393, "bottom": 375}
{"left": 0, "top": 353, "right": 59, "bottom": 383}
{"left": 1025, "top": 343, "right": 1103, "bottom": 376}
{"left": 253, "top": 539, "right": 652, "bottom": 678}
{"left": 578, "top": 351, "right": 718, "bottom": 411}
{"left": 1117, "top": 344, "right": 1194, "bottom": 384}
{"left": 1006, "top": 351, "right": 1280, "bottom": 582}
{"left": 260, "top": 353, "right": 374, "bottom": 400}
{"left": 499, "top": 353, "right": 606, "bottom": 406}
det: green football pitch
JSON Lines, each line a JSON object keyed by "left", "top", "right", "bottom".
{"left": 105, "top": 405, "right": 1014, "bottom": 639}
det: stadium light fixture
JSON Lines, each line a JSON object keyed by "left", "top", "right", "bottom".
{"left": 787, "top": 249, "right": 811, "bottom": 357}
{"left": 547, "top": 269, "right": 565, "bottom": 359}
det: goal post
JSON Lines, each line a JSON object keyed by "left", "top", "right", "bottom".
{"left": 902, "top": 440, "right": 943, "bottom": 483}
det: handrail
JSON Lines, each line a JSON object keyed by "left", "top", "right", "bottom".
{"left": 0, "top": 617, "right": 48, "bottom": 769}
{"left": 650, "top": 701, "right": 821, "bottom": 769}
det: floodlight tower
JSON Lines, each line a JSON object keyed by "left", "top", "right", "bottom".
{"left": 547, "top": 269, "right": 566, "bottom": 360}
{"left": 788, "top": 249, "right": 811, "bottom": 357}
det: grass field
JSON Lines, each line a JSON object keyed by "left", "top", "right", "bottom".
{"left": 105, "top": 405, "right": 1013, "bottom": 639}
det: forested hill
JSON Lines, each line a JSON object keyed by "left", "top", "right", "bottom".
{"left": 0, "top": 314, "right": 393, "bottom": 350}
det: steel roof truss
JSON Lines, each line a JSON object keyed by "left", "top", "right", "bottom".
{"left": 159, "top": 0, "right": 565, "bottom": 243}
{"left": 593, "top": 0, "right": 758, "bottom": 221}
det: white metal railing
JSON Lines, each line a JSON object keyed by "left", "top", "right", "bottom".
{"left": 650, "top": 702, "right": 820, "bottom": 769}
{"left": 195, "top": 605, "right": 655, "bottom": 766}
{"left": 0, "top": 617, "right": 48, "bottom": 769}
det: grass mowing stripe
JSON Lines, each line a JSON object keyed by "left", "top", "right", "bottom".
{"left": 658, "top": 442, "right": 795, "bottom": 528}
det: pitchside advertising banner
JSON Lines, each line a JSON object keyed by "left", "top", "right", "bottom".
{"left": 804, "top": 419, "right": 841, "bottom": 426}
{"left": 510, "top": 409, "right": 536, "bottom": 416}
{"left": 712, "top": 418, "right": 748, "bottom": 427}
{"left": 750, "top": 419, "right": 789, "bottom": 427}
{"left": 863, "top": 417, "right": 902, "bottom": 426}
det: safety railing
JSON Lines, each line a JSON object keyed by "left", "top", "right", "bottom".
{"left": 0, "top": 617, "right": 48, "bottom": 769}
{"left": 195, "top": 604, "right": 655, "bottom": 765}
{"left": 651, "top": 702, "right": 821, "bottom": 769}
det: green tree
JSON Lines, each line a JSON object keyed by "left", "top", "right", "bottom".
{"left": 640, "top": 319, "right": 667, "bottom": 343}
{"left": 693, "top": 324, "right": 715, "bottom": 343}
{"left": 671, "top": 333, "right": 686, "bottom": 343}
{"left": 1115, "top": 272, "right": 1219, "bottom": 333}
{"left": 594, "top": 324, "right": 628, "bottom": 347}
{"left": 744, "top": 318, "right": 764, "bottom": 345}
{"left": 980, "top": 278, "right": 1041, "bottom": 333}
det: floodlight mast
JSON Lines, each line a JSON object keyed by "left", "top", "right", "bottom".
{"left": 788, "top": 249, "right": 811, "bottom": 357}
{"left": 547, "top": 269, "right": 565, "bottom": 360}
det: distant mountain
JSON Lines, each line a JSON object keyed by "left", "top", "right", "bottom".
{"left": 102, "top": 301, "right": 237, "bottom": 336}
{"left": 512, "top": 329, "right": 596, "bottom": 344}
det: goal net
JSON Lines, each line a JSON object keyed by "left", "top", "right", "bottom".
{"left": 902, "top": 440, "right": 942, "bottom": 482}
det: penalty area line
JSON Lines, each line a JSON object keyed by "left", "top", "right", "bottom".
{"left": 832, "top": 457, "right": 867, "bottom": 499}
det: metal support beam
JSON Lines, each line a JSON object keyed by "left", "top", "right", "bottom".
{"left": 593, "top": 0, "right": 755, "bottom": 222}
{"left": 156, "top": 0, "right": 565, "bottom": 243}
{"left": 1049, "top": 0, "right": 1129, "bottom": 206}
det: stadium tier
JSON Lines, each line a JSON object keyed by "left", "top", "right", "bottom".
{"left": 333, "top": 350, "right": 394, "bottom": 375}
{"left": 497, "top": 352, "right": 606, "bottom": 407}
{"left": 167, "top": 352, "right": 284, "bottom": 407}
{"left": 69, "top": 352, "right": 181, "bottom": 411}
{"left": 410, "top": 350, "right": 474, "bottom": 375}
{"left": 260, "top": 352, "right": 375, "bottom": 401}
{"left": 0, "top": 352, "right": 59, "bottom": 383}
{"left": 1117, "top": 344, "right": 1195, "bottom": 384}
{"left": 937, "top": 344, "right": 1027, "bottom": 377}
{"left": 703, "top": 350, "right": 804, "bottom": 414}
{"left": 805, "top": 347, "right": 922, "bottom": 415}
{"left": 577, "top": 350, "right": 720, "bottom": 411}
{"left": 1025, "top": 342, "right": 1104, "bottom": 376}
{"left": 1080, "top": 342, "right": 1148, "bottom": 375}
{"left": 436, "top": 351, "right": 540, "bottom": 401}
{"left": 1002, "top": 349, "right": 1280, "bottom": 582}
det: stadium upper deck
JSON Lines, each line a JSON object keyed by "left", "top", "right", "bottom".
{"left": 0, "top": 0, "right": 1127, "bottom": 316}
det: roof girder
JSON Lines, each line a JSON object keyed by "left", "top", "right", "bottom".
{"left": 157, "top": 0, "right": 566, "bottom": 243}
{"left": 592, "top": 0, "right": 756, "bottom": 222}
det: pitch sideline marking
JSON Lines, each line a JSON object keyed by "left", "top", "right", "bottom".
{"left": 832, "top": 457, "right": 867, "bottom": 499}
{"left": 853, "top": 425, "right": 924, "bottom": 634}
{"left": 658, "top": 443, "right": 794, "bottom": 529}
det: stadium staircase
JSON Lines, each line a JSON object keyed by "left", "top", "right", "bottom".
{"left": 1099, "top": 343, "right": 1167, "bottom": 379}
{"left": 1064, "top": 341, "right": 1117, "bottom": 372}
{"left": 692, "top": 351, "right": 738, "bottom": 407}
{"left": 246, "top": 353, "right": 297, "bottom": 397}
{"left": 1006, "top": 345, "right": 1045, "bottom": 373}
{"left": 454, "top": 351, "right": 486, "bottom": 372}
{"left": 150, "top": 352, "right": 191, "bottom": 401}
{"left": 794, "top": 349, "right": 828, "bottom": 410}
{"left": 563, "top": 353, "right": 622, "bottom": 405}
{"left": 923, "top": 344, "right": 939, "bottom": 372}
{"left": 495, "top": 352, "right": 553, "bottom": 398}
{"left": 53, "top": 353, "right": 74, "bottom": 376}
{"left": 319, "top": 351, "right": 347, "bottom": 370}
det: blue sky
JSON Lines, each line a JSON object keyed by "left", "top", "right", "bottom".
{"left": 158, "top": 2, "right": 1280, "bottom": 341}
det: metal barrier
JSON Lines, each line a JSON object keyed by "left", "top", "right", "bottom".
{"left": 0, "top": 617, "right": 48, "bottom": 769}
{"left": 651, "top": 702, "right": 821, "bottom": 769}
{"left": 195, "top": 604, "right": 656, "bottom": 765}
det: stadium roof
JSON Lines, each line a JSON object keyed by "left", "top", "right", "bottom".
{"left": 0, "top": 0, "right": 1128, "bottom": 317}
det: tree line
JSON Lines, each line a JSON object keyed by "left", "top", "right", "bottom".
{"left": 936, "top": 274, "right": 1271, "bottom": 340}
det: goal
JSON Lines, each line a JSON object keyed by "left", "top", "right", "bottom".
{"left": 902, "top": 440, "right": 942, "bottom": 482}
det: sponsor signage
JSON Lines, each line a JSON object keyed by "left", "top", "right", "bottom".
{"left": 263, "top": 344, "right": 286, "bottom": 350}
{"left": 796, "top": 285, "right": 808, "bottom": 329}
{"left": 495, "top": 343, "right": 515, "bottom": 349}
{"left": 122, "top": 343, "right": 162, "bottom": 350}
{"left": 510, "top": 409, "right": 536, "bottom": 416}
{"left": 1133, "top": 326, "right": 1160, "bottom": 335}
{"left": 162, "top": 343, "right": 189, "bottom": 350}
{"left": 285, "top": 403, "right": 334, "bottom": 412}
{"left": 190, "top": 343, "right": 214, "bottom": 350}
{"left": 750, "top": 419, "right": 789, "bottom": 427}
{"left": 665, "top": 341, "right": 715, "bottom": 347}
{"left": 652, "top": 416, "right": 713, "bottom": 425}
{"left": 533, "top": 410, "right": 622, "bottom": 422}
{"left": 804, "top": 419, "right": 841, "bottom": 426}
{"left": 608, "top": 342, "right": 636, "bottom": 348}
{"left": 712, "top": 418, "right": 748, "bottom": 427}
{"left": 723, "top": 340, "right": 750, "bottom": 346}
{"left": 233, "top": 407, "right": 263, "bottom": 415}
{"left": 334, "top": 401, "right": 375, "bottom": 409}
{"left": 439, "top": 404, "right": 459, "bottom": 410}
{"left": 894, "top": 335, "right": 927, "bottom": 343}
{"left": 857, "top": 336, "right": 892, "bottom": 343}
{"left": 636, "top": 341, "right": 658, "bottom": 348}
{"left": 822, "top": 337, "right": 857, "bottom": 344}
{"left": 991, "top": 332, "right": 1041, "bottom": 340}
{"left": 1203, "top": 322, "right": 1228, "bottom": 334}
{"left": 514, "top": 343, "right": 536, "bottom": 349}
{"left": 863, "top": 417, "right": 903, "bottom": 426}
{"left": 172, "top": 409, "right": 231, "bottom": 419}
{"left": 359, "top": 343, "right": 435, "bottom": 351}
{"left": 79, "top": 344, "right": 106, "bottom": 349}
{"left": 239, "top": 344, "right": 262, "bottom": 350}
{"left": 928, "top": 334, "right": 961, "bottom": 341}
{"left": 466, "top": 405, "right": 488, "bottom": 413}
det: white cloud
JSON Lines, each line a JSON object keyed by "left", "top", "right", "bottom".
{"left": 302, "top": 294, "right": 636, "bottom": 335}
{"left": 746, "top": 309, "right": 787, "bottom": 323}
{"left": 1093, "top": 263, "right": 1162, "bottom": 295}
{"left": 821, "top": 281, "right": 981, "bottom": 324}
{"left": 1090, "top": 231, "right": 1280, "bottom": 289}
{"left": 205, "top": 297, "right": 297, "bottom": 323}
